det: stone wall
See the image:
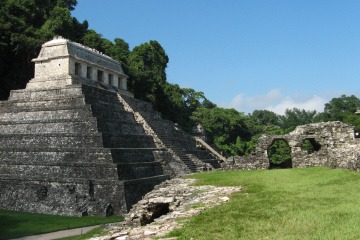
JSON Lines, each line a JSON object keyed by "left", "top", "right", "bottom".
{"left": 222, "top": 121, "right": 360, "bottom": 171}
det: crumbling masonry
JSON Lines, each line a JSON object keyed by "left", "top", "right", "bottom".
{"left": 223, "top": 121, "right": 360, "bottom": 171}
{"left": 0, "top": 37, "right": 220, "bottom": 217}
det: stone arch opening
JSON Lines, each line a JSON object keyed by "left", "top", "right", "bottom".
{"left": 301, "top": 138, "right": 321, "bottom": 154}
{"left": 106, "top": 205, "right": 114, "bottom": 217}
{"left": 267, "top": 139, "right": 292, "bottom": 169}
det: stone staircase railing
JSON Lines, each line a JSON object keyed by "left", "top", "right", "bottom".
{"left": 194, "top": 137, "right": 226, "bottom": 161}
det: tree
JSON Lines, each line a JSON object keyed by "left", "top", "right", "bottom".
{"left": 278, "top": 108, "right": 317, "bottom": 132}
{"left": 191, "top": 107, "right": 251, "bottom": 156}
{"left": 321, "top": 95, "right": 360, "bottom": 121}
{"left": 314, "top": 95, "right": 360, "bottom": 130}
{"left": 267, "top": 139, "right": 292, "bottom": 168}
{"left": 250, "top": 110, "right": 280, "bottom": 126}
{"left": 128, "top": 40, "right": 169, "bottom": 102}
{"left": 83, "top": 29, "right": 104, "bottom": 51}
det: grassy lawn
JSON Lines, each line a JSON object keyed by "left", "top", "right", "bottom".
{"left": 167, "top": 167, "right": 360, "bottom": 240}
{"left": 0, "top": 210, "right": 123, "bottom": 240}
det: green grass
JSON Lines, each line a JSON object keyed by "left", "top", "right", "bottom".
{"left": 166, "top": 167, "right": 360, "bottom": 240}
{"left": 0, "top": 210, "right": 123, "bottom": 240}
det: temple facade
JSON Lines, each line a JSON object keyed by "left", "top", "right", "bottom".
{"left": 29, "top": 36, "right": 128, "bottom": 93}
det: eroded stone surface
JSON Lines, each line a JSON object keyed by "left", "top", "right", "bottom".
{"left": 89, "top": 178, "right": 241, "bottom": 240}
{"left": 222, "top": 121, "right": 360, "bottom": 171}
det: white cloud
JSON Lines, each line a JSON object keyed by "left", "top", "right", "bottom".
{"left": 224, "top": 89, "right": 327, "bottom": 115}
{"left": 267, "top": 95, "right": 326, "bottom": 115}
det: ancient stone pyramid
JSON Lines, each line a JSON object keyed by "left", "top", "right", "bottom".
{"left": 0, "top": 37, "right": 220, "bottom": 216}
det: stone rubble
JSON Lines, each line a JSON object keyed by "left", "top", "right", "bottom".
{"left": 89, "top": 177, "right": 241, "bottom": 240}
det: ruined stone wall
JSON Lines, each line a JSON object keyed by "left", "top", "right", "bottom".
{"left": 222, "top": 121, "right": 360, "bottom": 171}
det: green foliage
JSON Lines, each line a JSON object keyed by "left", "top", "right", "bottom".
{"left": 324, "top": 94, "right": 360, "bottom": 121}
{"left": 191, "top": 107, "right": 251, "bottom": 156}
{"left": 278, "top": 108, "right": 317, "bottom": 132}
{"left": 316, "top": 94, "right": 360, "bottom": 130}
{"left": 128, "top": 40, "right": 169, "bottom": 102}
{"left": 0, "top": 0, "right": 87, "bottom": 100}
{"left": 83, "top": 29, "right": 104, "bottom": 51}
{"left": 249, "top": 109, "right": 280, "bottom": 126}
{"left": 301, "top": 139, "right": 321, "bottom": 154}
{"left": 3, "top": 1, "right": 360, "bottom": 159}
{"left": 267, "top": 139, "right": 292, "bottom": 168}
{"left": 167, "top": 168, "right": 360, "bottom": 239}
{"left": 0, "top": 209, "right": 123, "bottom": 239}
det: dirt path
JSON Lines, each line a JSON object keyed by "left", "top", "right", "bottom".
{"left": 12, "top": 225, "right": 100, "bottom": 240}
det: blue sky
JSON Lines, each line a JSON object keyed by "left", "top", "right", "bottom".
{"left": 73, "top": 0, "right": 360, "bottom": 115}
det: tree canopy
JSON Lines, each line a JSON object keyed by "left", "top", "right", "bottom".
{"left": 2, "top": 2, "right": 360, "bottom": 157}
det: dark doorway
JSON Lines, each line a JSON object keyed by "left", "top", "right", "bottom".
{"left": 106, "top": 205, "right": 114, "bottom": 217}
{"left": 267, "top": 139, "right": 292, "bottom": 169}
{"left": 301, "top": 138, "right": 321, "bottom": 154}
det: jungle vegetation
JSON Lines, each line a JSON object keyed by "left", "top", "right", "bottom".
{"left": 2, "top": 0, "right": 360, "bottom": 164}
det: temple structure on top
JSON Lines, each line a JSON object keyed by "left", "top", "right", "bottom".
{"left": 29, "top": 36, "right": 129, "bottom": 94}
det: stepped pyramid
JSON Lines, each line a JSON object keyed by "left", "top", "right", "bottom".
{"left": 0, "top": 37, "right": 221, "bottom": 216}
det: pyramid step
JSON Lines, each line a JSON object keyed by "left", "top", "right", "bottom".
{"left": 0, "top": 162, "right": 118, "bottom": 180}
{"left": 26, "top": 77, "right": 69, "bottom": 89}
{"left": 0, "top": 97, "right": 86, "bottom": 110}
{"left": 0, "top": 119, "right": 99, "bottom": 134}
{"left": 9, "top": 86, "right": 83, "bottom": 101}
{"left": 89, "top": 101, "right": 126, "bottom": 112}
{"left": 110, "top": 148, "right": 159, "bottom": 163}
{"left": 0, "top": 107, "right": 93, "bottom": 122}
{"left": 0, "top": 134, "right": 104, "bottom": 148}
{"left": 117, "top": 162, "right": 164, "bottom": 180}
{"left": 91, "top": 107, "right": 134, "bottom": 120}
{"left": 96, "top": 120, "right": 145, "bottom": 135}
{"left": 120, "top": 95, "right": 153, "bottom": 110}
{"left": 0, "top": 148, "right": 114, "bottom": 164}
{"left": 123, "top": 174, "right": 170, "bottom": 210}
{"left": 0, "top": 103, "right": 92, "bottom": 113}
{"left": 103, "top": 135, "right": 156, "bottom": 148}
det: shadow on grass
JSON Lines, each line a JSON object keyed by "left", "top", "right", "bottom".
{"left": 0, "top": 209, "right": 124, "bottom": 240}
{"left": 0, "top": 214, "right": 27, "bottom": 240}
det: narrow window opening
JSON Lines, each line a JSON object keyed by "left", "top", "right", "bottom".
{"left": 89, "top": 180, "right": 94, "bottom": 197}
{"left": 97, "top": 70, "right": 103, "bottom": 82}
{"left": 75, "top": 62, "right": 81, "bottom": 76}
{"left": 108, "top": 74, "right": 113, "bottom": 85}
{"left": 86, "top": 67, "right": 92, "bottom": 79}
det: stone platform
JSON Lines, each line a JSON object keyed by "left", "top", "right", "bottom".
{"left": 0, "top": 37, "right": 221, "bottom": 216}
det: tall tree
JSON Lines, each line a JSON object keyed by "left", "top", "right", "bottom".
{"left": 315, "top": 94, "right": 360, "bottom": 130}
{"left": 128, "top": 40, "right": 169, "bottom": 103}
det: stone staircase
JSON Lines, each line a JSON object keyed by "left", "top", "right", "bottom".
{"left": 120, "top": 95, "right": 221, "bottom": 172}
{"left": 0, "top": 83, "right": 169, "bottom": 216}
